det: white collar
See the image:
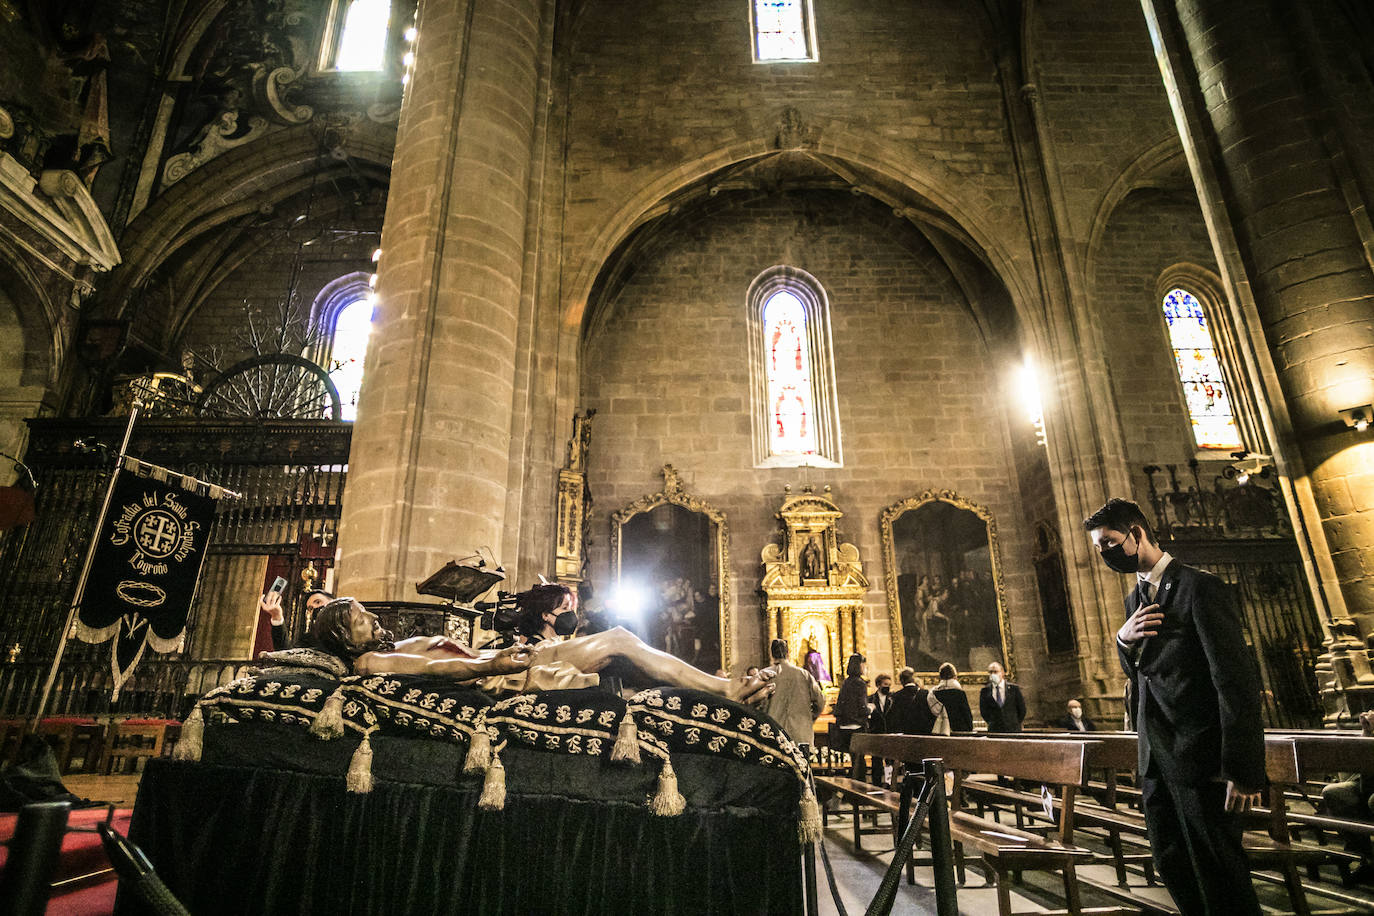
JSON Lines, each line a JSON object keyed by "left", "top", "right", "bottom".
{"left": 1138, "top": 551, "right": 1173, "bottom": 588}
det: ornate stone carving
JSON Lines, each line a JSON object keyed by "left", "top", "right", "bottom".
{"left": 555, "top": 410, "right": 595, "bottom": 585}
{"left": 774, "top": 106, "right": 817, "bottom": 150}
{"left": 162, "top": 111, "right": 275, "bottom": 188}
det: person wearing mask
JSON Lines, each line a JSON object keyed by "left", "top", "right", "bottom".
{"left": 1054, "top": 698, "right": 1097, "bottom": 732}
{"left": 1086, "top": 497, "right": 1264, "bottom": 916}
{"left": 761, "top": 638, "right": 825, "bottom": 753}
{"left": 979, "top": 661, "right": 1026, "bottom": 733}
{"left": 931, "top": 663, "right": 973, "bottom": 734}
{"left": 866, "top": 672, "right": 894, "bottom": 784}
{"left": 832, "top": 654, "right": 869, "bottom": 755}
{"left": 888, "top": 667, "right": 936, "bottom": 735}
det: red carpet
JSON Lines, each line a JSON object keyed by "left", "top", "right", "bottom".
{"left": 0, "top": 806, "right": 131, "bottom": 914}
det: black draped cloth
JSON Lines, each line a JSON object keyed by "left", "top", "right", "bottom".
{"left": 120, "top": 724, "right": 805, "bottom": 915}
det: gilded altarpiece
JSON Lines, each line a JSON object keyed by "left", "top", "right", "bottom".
{"left": 555, "top": 410, "right": 595, "bottom": 586}
{"left": 761, "top": 487, "right": 869, "bottom": 692}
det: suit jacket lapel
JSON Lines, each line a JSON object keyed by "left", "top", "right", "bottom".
{"left": 1138, "top": 563, "right": 1181, "bottom": 662}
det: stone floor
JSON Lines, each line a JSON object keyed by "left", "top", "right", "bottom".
{"left": 811, "top": 808, "right": 1374, "bottom": 915}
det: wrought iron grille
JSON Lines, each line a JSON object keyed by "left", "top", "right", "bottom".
{"left": 1147, "top": 463, "right": 1324, "bottom": 728}
{"left": 0, "top": 417, "right": 351, "bottom": 717}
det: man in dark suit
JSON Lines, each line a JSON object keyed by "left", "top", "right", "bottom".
{"left": 978, "top": 661, "right": 1025, "bottom": 733}
{"left": 888, "top": 667, "right": 936, "bottom": 735}
{"left": 1052, "top": 698, "right": 1097, "bottom": 732}
{"left": 1085, "top": 497, "right": 1264, "bottom": 916}
{"left": 866, "top": 673, "right": 894, "bottom": 784}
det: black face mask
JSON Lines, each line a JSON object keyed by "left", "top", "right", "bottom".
{"left": 879, "top": 685, "right": 891, "bottom": 695}
{"left": 1099, "top": 533, "right": 1141, "bottom": 574}
{"left": 551, "top": 610, "right": 579, "bottom": 636}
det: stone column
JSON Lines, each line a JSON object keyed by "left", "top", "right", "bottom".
{"left": 1141, "top": 0, "right": 1374, "bottom": 716}
{"left": 337, "top": 0, "right": 550, "bottom": 599}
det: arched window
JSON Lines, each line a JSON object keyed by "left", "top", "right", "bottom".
{"left": 322, "top": 0, "right": 391, "bottom": 72}
{"left": 751, "top": 0, "right": 818, "bottom": 63}
{"left": 1161, "top": 287, "right": 1243, "bottom": 451}
{"left": 311, "top": 273, "right": 374, "bottom": 420}
{"left": 747, "top": 267, "right": 841, "bottom": 467}
{"left": 329, "top": 298, "right": 373, "bottom": 420}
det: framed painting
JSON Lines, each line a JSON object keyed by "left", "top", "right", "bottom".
{"left": 881, "top": 491, "right": 1012, "bottom": 681}
{"left": 610, "top": 466, "right": 731, "bottom": 672}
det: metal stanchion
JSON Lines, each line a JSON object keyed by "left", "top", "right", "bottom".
{"left": 922, "top": 757, "right": 958, "bottom": 916}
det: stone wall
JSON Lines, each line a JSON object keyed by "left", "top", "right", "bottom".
{"left": 580, "top": 190, "right": 1059, "bottom": 717}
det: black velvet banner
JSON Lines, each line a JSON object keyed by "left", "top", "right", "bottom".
{"left": 78, "top": 463, "right": 219, "bottom": 694}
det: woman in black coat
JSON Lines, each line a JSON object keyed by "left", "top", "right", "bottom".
{"left": 931, "top": 662, "right": 974, "bottom": 733}
{"left": 832, "top": 653, "right": 869, "bottom": 752}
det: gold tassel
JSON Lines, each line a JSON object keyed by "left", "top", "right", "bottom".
{"left": 172, "top": 706, "right": 204, "bottom": 762}
{"left": 464, "top": 727, "right": 493, "bottom": 774}
{"left": 650, "top": 758, "right": 685, "bottom": 816}
{"left": 798, "top": 783, "right": 823, "bottom": 844}
{"left": 345, "top": 733, "right": 374, "bottom": 794}
{"left": 310, "top": 687, "right": 346, "bottom": 739}
{"left": 478, "top": 751, "right": 506, "bottom": 811}
{"left": 610, "top": 712, "right": 640, "bottom": 763}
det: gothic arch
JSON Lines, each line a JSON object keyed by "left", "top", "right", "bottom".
{"left": 563, "top": 122, "right": 1041, "bottom": 348}
{"left": 0, "top": 241, "right": 60, "bottom": 388}
{"left": 98, "top": 121, "right": 396, "bottom": 319}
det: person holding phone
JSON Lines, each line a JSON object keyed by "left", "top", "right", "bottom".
{"left": 259, "top": 581, "right": 333, "bottom": 651}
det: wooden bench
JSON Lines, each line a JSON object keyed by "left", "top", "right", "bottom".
{"left": 959, "top": 732, "right": 1157, "bottom": 890}
{"left": 811, "top": 773, "right": 903, "bottom": 851}
{"left": 854, "top": 734, "right": 1124, "bottom": 916}
{"left": 969, "top": 732, "right": 1347, "bottom": 915}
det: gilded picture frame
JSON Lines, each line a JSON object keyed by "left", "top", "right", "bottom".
{"left": 610, "top": 466, "right": 732, "bottom": 672}
{"left": 880, "top": 490, "right": 1014, "bottom": 683}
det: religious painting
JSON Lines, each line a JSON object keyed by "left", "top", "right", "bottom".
{"left": 611, "top": 467, "right": 731, "bottom": 672}
{"left": 881, "top": 492, "right": 1011, "bottom": 680}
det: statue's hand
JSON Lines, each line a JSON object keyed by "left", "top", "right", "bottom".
{"left": 484, "top": 644, "right": 532, "bottom": 676}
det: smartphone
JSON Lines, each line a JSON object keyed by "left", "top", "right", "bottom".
{"left": 268, "top": 576, "right": 288, "bottom": 595}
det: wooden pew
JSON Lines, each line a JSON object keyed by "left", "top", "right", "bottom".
{"left": 812, "top": 743, "right": 902, "bottom": 851}
{"left": 853, "top": 734, "right": 1122, "bottom": 916}
{"left": 972, "top": 733, "right": 1339, "bottom": 915}
{"left": 958, "top": 732, "right": 1154, "bottom": 889}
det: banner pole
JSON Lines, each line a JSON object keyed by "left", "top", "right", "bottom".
{"left": 31, "top": 379, "right": 154, "bottom": 726}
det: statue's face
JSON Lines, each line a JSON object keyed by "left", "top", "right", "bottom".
{"left": 347, "top": 603, "right": 394, "bottom": 653}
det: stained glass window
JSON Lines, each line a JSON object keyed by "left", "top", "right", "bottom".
{"left": 328, "top": 296, "right": 373, "bottom": 420}
{"left": 333, "top": 0, "right": 391, "bottom": 71}
{"left": 763, "top": 290, "right": 817, "bottom": 456}
{"left": 753, "top": 0, "right": 816, "bottom": 62}
{"left": 1162, "top": 288, "right": 1242, "bottom": 450}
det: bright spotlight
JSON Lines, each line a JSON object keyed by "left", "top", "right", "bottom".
{"left": 608, "top": 582, "right": 648, "bottom": 620}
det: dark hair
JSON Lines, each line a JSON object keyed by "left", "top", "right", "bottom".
{"left": 770, "top": 638, "right": 788, "bottom": 660}
{"left": 938, "top": 662, "right": 957, "bottom": 680}
{"left": 310, "top": 597, "right": 361, "bottom": 660}
{"left": 1083, "top": 497, "right": 1155, "bottom": 544}
{"left": 845, "top": 653, "right": 865, "bottom": 677}
{"left": 305, "top": 589, "right": 334, "bottom": 602}
{"left": 512, "top": 583, "right": 574, "bottom": 638}
{"left": 898, "top": 666, "right": 916, "bottom": 686}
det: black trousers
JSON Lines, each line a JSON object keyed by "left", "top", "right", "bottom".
{"left": 1141, "top": 775, "right": 1261, "bottom": 916}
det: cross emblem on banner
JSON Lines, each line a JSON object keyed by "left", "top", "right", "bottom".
{"left": 135, "top": 511, "right": 180, "bottom": 557}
